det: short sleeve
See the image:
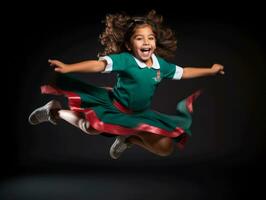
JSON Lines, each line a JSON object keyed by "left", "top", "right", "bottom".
{"left": 99, "top": 53, "right": 127, "bottom": 73}
{"left": 160, "top": 58, "right": 183, "bottom": 80}
{"left": 172, "top": 65, "right": 183, "bottom": 80}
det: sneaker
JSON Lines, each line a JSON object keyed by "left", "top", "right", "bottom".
{"left": 28, "top": 100, "right": 62, "bottom": 125}
{"left": 109, "top": 136, "right": 132, "bottom": 159}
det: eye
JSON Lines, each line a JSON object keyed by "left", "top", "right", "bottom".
{"left": 136, "top": 37, "right": 143, "bottom": 40}
{"left": 148, "top": 37, "right": 155, "bottom": 40}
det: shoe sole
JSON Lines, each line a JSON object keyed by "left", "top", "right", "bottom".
{"left": 110, "top": 136, "right": 126, "bottom": 159}
{"left": 28, "top": 100, "right": 61, "bottom": 125}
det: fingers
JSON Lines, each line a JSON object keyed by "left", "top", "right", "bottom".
{"left": 48, "top": 59, "right": 62, "bottom": 67}
{"left": 219, "top": 65, "right": 225, "bottom": 75}
{"left": 213, "top": 64, "right": 225, "bottom": 75}
{"left": 54, "top": 68, "right": 61, "bottom": 72}
{"left": 48, "top": 59, "right": 65, "bottom": 73}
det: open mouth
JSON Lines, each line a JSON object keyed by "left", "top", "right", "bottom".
{"left": 140, "top": 48, "right": 151, "bottom": 52}
{"left": 140, "top": 48, "right": 152, "bottom": 57}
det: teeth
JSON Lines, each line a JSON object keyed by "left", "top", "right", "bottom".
{"left": 141, "top": 48, "right": 150, "bottom": 51}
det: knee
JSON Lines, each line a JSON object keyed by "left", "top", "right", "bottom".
{"left": 156, "top": 137, "right": 174, "bottom": 157}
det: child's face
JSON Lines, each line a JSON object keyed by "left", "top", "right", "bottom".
{"left": 129, "top": 25, "right": 156, "bottom": 63}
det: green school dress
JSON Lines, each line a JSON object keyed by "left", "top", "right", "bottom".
{"left": 41, "top": 52, "right": 201, "bottom": 149}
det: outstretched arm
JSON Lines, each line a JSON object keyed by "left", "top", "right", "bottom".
{"left": 48, "top": 59, "right": 107, "bottom": 73}
{"left": 181, "top": 64, "right": 224, "bottom": 79}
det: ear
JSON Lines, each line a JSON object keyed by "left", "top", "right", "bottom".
{"left": 125, "top": 43, "right": 131, "bottom": 51}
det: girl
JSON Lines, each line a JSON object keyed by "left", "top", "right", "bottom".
{"left": 28, "top": 10, "right": 224, "bottom": 159}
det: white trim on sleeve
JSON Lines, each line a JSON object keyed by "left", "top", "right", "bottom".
{"left": 99, "top": 56, "right": 113, "bottom": 73}
{"left": 173, "top": 65, "right": 183, "bottom": 80}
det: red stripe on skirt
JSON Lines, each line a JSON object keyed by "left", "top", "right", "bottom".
{"left": 186, "top": 89, "right": 202, "bottom": 113}
{"left": 41, "top": 85, "right": 189, "bottom": 148}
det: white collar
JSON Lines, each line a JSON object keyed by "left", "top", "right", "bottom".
{"left": 133, "top": 54, "right": 160, "bottom": 69}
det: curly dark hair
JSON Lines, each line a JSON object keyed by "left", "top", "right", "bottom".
{"left": 98, "top": 10, "right": 177, "bottom": 59}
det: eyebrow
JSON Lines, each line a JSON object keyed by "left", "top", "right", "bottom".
{"left": 133, "top": 34, "right": 155, "bottom": 37}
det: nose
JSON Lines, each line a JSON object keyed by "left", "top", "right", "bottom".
{"left": 144, "top": 38, "right": 149, "bottom": 45}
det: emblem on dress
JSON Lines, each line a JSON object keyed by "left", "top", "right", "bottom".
{"left": 153, "top": 70, "right": 161, "bottom": 82}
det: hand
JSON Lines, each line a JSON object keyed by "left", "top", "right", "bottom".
{"left": 48, "top": 59, "right": 70, "bottom": 73}
{"left": 211, "top": 64, "right": 225, "bottom": 75}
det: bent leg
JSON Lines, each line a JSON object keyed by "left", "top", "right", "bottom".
{"left": 58, "top": 110, "right": 101, "bottom": 135}
{"left": 127, "top": 132, "right": 174, "bottom": 156}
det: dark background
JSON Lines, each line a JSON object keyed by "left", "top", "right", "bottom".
{"left": 1, "top": 1, "right": 265, "bottom": 199}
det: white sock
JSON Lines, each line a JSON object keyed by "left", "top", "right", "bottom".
{"left": 58, "top": 110, "right": 100, "bottom": 135}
